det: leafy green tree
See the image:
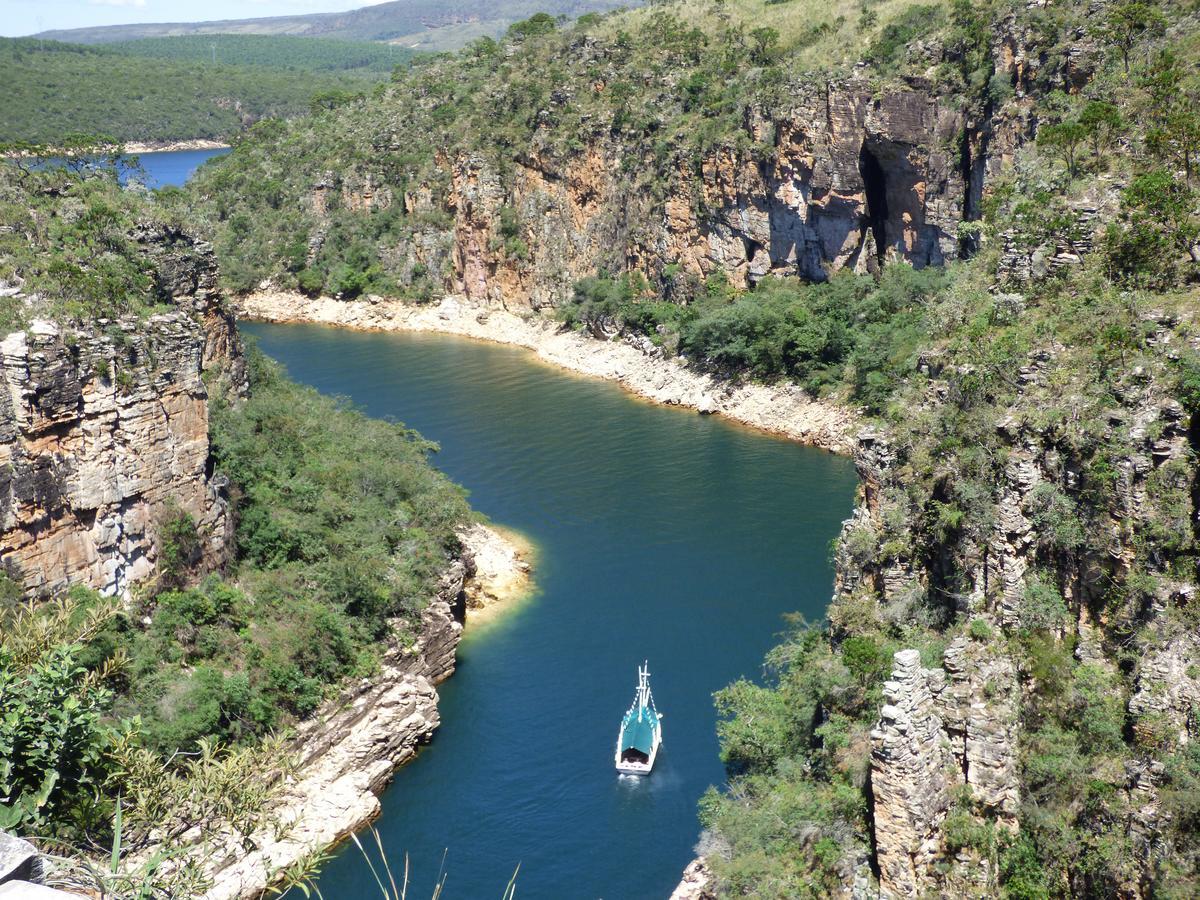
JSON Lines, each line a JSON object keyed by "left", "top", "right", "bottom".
{"left": 0, "top": 595, "right": 122, "bottom": 834}
{"left": 1098, "top": 1, "right": 1167, "bottom": 75}
{"left": 1077, "top": 100, "right": 1124, "bottom": 159}
{"left": 1037, "top": 120, "right": 1088, "bottom": 176}
{"left": 1106, "top": 170, "right": 1199, "bottom": 287}
{"left": 1147, "top": 100, "right": 1200, "bottom": 184}
{"left": 508, "top": 13, "right": 557, "bottom": 40}
{"left": 748, "top": 27, "right": 780, "bottom": 64}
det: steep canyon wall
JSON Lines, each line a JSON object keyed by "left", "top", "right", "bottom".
{"left": 0, "top": 227, "right": 244, "bottom": 598}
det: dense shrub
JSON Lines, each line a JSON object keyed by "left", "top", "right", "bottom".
{"left": 561, "top": 263, "right": 945, "bottom": 408}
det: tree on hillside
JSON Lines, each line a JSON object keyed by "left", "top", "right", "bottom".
{"left": 1106, "top": 170, "right": 1199, "bottom": 288}
{"left": 1098, "top": 1, "right": 1167, "bottom": 75}
{"left": 1037, "top": 120, "right": 1088, "bottom": 176}
{"left": 1138, "top": 53, "right": 1200, "bottom": 183}
{"left": 749, "top": 27, "right": 779, "bottom": 64}
{"left": 1078, "top": 100, "right": 1124, "bottom": 159}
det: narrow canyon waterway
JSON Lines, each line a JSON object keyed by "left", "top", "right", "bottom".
{"left": 242, "top": 322, "right": 858, "bottom": 900}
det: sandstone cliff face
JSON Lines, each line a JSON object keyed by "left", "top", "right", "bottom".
{"left": 310, "top": 77, "right": 1011, "bottom": 313}
{"left": 839, "top": 318, "right": 1199, "bottom": 896}
{"left": 0, "top": 228, "right": 243, "bottom": 597}
{"left": 456, "top": 80, "right": 972, "bottom": 309}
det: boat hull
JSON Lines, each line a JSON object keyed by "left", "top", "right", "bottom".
{"left": 614, "top": 727, "right": 661, "bottom": 775}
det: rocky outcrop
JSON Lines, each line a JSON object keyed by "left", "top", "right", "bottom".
{"left": 237, "top": 292, "right": 859, "bottom": 453}
{"left": 867, "top": 641, "right": 1020, "bottom": 899}
{"left": 937, "top": 638, "right": 1020, "bottom": 826}
{"left": 1129, "top": 634, "right": 1200, "bottom": 747}
{"left": 0, "top": 832, "right": 41, "bottom": 885}
{"left": 870, "top": 650, "right": 954, "bottom": 899}
{"left": 668, "top": 858, "right": 715, "bottom": 900}
{"left": 842, "top": 300, "right": 1199, "bottom": 895}
{"left": 458, "top": 522, "right": 534, "bottom": 623}
{"left": 0, "top": 831, "right": 77, "bottom": 899}
{"left": 0, "top": 230, "right": 243, "bottom": 598}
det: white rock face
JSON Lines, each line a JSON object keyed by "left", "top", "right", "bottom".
{"left": 668, "top": 858, "right": 715, "bottom": 900}
{"left": 0, "top": 225, "right": 243, "bottom": 598}
{"left": 870, "top": 650, "right": 953, "bottom": 899}
{"left": 0, "top": 314, "right": 233, "bottom": 597}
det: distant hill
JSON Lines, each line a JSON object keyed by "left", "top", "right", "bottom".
{"left": 106, "top": 34, "right": 415, "bottom": 73}
{"left": 32, "top": 0, "right": 634, "bottom": 53}
{"left": 0, "top": 37, "right": 395, "bottom": 145}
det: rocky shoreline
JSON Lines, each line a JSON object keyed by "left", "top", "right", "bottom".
{"left": 459, "top": 522, "right": 536, "bottom": 627}
{"left": 122, "top": 139, "right": 230, "bottom": 154}
{"left": 236, "top": 292, "right": 860, "bottom": 455}
{"left": 194, "top": 523, "right": 530, "bottom": 899}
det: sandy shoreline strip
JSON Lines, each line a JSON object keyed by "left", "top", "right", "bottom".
{"left": 237, "top": 291, "right": 860, "bottom": 455}
{"left": 4, "top": 139, "right": 230, "bottom": 158}
{"left": 123, "top": 139, "right": 231, "bottom": 154}
{"left": 458, "top": 522, "right": 536, "bottom": 627}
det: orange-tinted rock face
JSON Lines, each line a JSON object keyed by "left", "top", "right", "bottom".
{"left": 0, "top": 229, "right": 243, "bottom": 598}
{"left": 424, "top": 80, "right": 977, "bottom": 310}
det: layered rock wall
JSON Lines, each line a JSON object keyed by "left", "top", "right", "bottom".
{"left": 0, "top": 230, "right": 242, "bottom": 597}
{"left": 312, "top": 79, "right": 1000, "bottom": 314}
{"left": 869, "top": 650, "right": 954, "bottom": 899}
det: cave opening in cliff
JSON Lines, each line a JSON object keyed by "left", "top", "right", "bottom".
{"left": 859, "top": 143, "right": 889, "bottom": 264}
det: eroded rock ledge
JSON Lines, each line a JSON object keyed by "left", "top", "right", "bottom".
{"left": 236, "top": 292, "right": 859, "bottom": 454}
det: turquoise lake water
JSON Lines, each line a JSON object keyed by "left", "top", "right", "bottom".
{"left": 37, "top": 147, "right": 229, "bottom": 188}
{"left": 126, "top": 147, "right": 229, "bottom": 187}
{"left": 242, "top": 322, "right": 858, "bottom": 900}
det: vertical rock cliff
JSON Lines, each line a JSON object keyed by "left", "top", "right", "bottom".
{"left": 840, "top": 316, "right": 1199, "bottom": 896}
{"left": 0, "top": 228, "right": 243, "bottom": 597}
{"left": 372, "top": 79, "right": 981, "bottom": 312}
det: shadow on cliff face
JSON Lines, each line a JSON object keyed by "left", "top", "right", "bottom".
{"left": 859, "top": 143, "right": 890, "bottom": 268}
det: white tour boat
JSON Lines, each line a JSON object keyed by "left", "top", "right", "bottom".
{"left": 615, "top": 662, "right": 662, "bottom": 775}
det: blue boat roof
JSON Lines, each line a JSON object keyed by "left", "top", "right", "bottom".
{"left": 620, "top": 705, "right": 659, "bottom": 754}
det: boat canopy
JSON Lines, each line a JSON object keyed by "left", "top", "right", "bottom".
{"left": 620, "top": 707, "right": 658, "bottom": 754}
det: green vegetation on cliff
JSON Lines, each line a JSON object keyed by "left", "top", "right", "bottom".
{"left": 0, "top": 164, "right": 472, "bottom": 891}
{"left": 180, "top": 0, "right": 1200, "bottom": 895}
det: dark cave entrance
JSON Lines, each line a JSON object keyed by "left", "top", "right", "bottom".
{"left": 859, "top": 143, "right": 889, "bottom": 264}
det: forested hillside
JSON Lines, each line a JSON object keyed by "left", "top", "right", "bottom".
{"left": 33, "top": 0, "right": 636, "bottom": 53}
{"left": 0, "top": 37, "right": 397, "bottom": 145}
{"left": 183, "top": 0, "right": 1200, "bottom": 895}
{"left": 106, "top": 34, "right": 414, "bottom": 74}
